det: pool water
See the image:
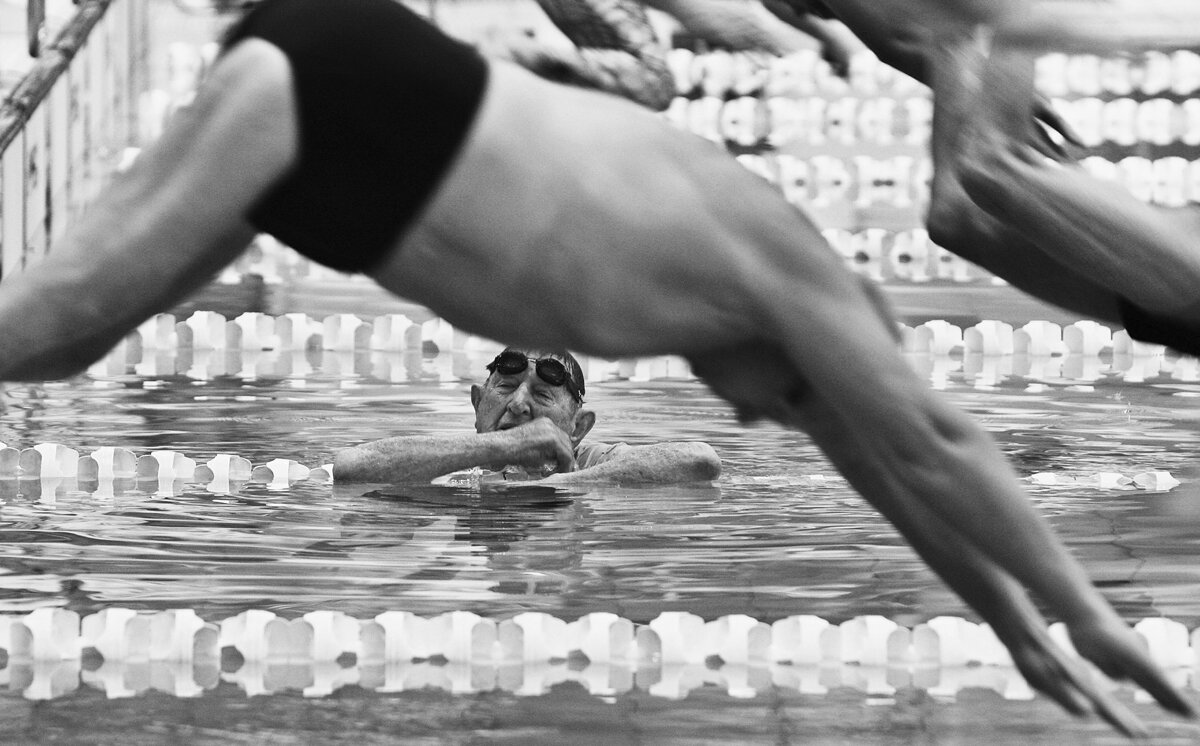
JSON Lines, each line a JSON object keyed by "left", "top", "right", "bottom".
{"left": 1, "top": 348, "right": 1200, "bottom": 742}
{"left": 0, "top": 0, "right": 1192, "bottom": 739}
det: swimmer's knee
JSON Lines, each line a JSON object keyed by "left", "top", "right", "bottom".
{"left": 926, "top": 187, "right": 979, "bottom": 255}
{"left": 926, "top": 152, "right": 1012, "bottom": 260}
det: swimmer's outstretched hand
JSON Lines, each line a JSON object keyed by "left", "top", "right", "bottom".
{"left": 996, "top": 618, "right": 1145, "bottom": 737}
{"left": 992, "top": 599, "right": 1195, "bottom": 738}
{"left": 1068, "top": 616, "right": 1198, "bottom": 723}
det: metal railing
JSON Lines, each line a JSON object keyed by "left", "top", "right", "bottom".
{"left": 0, "top": 0, "right": 148, "bottom": 279}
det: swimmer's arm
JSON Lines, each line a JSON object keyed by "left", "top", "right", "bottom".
{"left": 0, "top": 40, "right": 296, "bottom": 381}
{"left": 743, "top": 218, "right": 1112, "bottom": 643}
{"left": 792, "top": 397, "right": 1170, "bottom": 733}
{"left": 693, "top": 244, "right": 1097, "bottom": 636}
{"left": 541, "top": 441, "right": 721, "bottom": 484}
{"left": 830, "top": 378, "right": 1115, "bottom": 631}
{"left": 691, "top": 219, "right": 1186, "bottom": 718}
{"left": 694, "top": 329, "right": 1171, "bottom": 730}
{"left": 897, "top": 509, "right": 1159, "bottom": 735}
{"left": 333, "top": 420, "right": 577, "bottom": 483}
{"left": 794, "top": 336, "right": 1193, "bottom": 719}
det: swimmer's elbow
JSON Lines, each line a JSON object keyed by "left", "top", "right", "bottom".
{"left": 885, "top": 403, "right": 994, "bottom": 489}
{"left": 696, "top": 443, "right": 723, "bottom": 480}
{"left": 674, "top": 442, "right": 723, "bottom": 481}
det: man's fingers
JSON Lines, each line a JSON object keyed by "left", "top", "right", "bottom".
{"left": 544, "top": 423, "right": 577, "bottom": 473}
{"left": 510, "top": 419, "right": 577, "bottom": 473}
{"left": 556, "top": 441, "right": 577, "bottom": 473}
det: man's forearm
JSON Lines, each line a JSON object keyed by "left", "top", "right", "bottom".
{"left": 543, "top": 442, "right": 721, "bottom": 484}
{"left": 333, "top": 434, "right": 506, "bottom": 483}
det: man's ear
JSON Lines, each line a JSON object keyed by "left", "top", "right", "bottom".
{"left": 470, "top": 384, "right": 483, "bottom": 411}
{"left": 570, "top": 409, "right": 596, "bottom": 446}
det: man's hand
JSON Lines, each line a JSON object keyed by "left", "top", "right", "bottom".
{"left": 492, "top": 418, "right": 578, "bottom": 475}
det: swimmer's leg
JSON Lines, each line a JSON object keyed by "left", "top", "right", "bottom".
{"left": 959, "top": 44, "right": 1200, "bottom": 318}
{"left": 925, "top": 36, "right": 1121, "bottom": 322}
{"left": 0, "top": 39, "right": 299, "bottom": 380}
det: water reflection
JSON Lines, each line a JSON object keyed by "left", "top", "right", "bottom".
{"left": 0, "top": 354, "right": 1194, "bottom": 626}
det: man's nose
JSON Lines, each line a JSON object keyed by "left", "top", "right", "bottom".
{"left": 505, "top": 381, "right": 535, "bottom": 415}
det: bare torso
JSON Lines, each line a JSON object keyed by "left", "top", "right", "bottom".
{"left": 372, "top": 61, "right": 829, "bottom": 358}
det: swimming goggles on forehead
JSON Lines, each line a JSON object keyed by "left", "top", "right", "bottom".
{"left": 486, "top": 351, "right": 583, "bottom": 402}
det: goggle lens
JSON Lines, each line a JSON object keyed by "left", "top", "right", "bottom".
{"left": 488, "top": 352, "right": 580, "bottom": 400}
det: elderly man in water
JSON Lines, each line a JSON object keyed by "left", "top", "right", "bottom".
{"left": 334, "top": 346, "right": 722, "bottom": 484}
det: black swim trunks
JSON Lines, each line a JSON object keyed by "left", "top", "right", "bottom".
{"left": 1118, "top": 297, "right": 1200, "bottom": 357}
{"left": 221, "top": 0, "right": 488, "bottom": 272}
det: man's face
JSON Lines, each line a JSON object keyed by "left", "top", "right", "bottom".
{"left": 472, "top": 352, "right": 583, "bottom": 439}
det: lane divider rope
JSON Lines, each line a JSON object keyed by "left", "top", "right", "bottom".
{"left": 0, "top": 442, "right": 1179, "bottom": 492}
{"left": 73, "top": 311, "right": 1197, "bottom": 386}
{"left": 0, "top": 609, "right": 1196, "bottom": 701}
